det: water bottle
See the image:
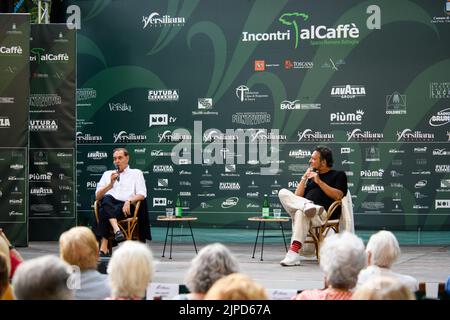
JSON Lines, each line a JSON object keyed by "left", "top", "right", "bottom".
{"left": 175, "top": 194, "right": 182, "bottom": 217}
{"left": 262, "top": 194, "right": 270, "bottom": 219}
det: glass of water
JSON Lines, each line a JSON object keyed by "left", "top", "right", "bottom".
{"left": 165, "top": 208, "right": 174, "bottom": 218}
{"left": 273, "top": 209, "right": 282, "bottom": 218}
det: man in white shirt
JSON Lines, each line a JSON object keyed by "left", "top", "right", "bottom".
{"left": 94, "top": 148, "right": 147, "bottom": 256}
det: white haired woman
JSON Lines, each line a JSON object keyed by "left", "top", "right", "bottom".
{"left": 106, "top": 241, "right": 154, "bottom": 300}
{"left": 12, "top": 255, "right": 74, "bottom": 300}
{"left": 293, "top": 232, "right": 366, "bottom": 300}
{"left": 172, "top": 243, "right": 239, "bottom": 300}
{"left": 356, "top": 230, "right": 418, "bottom": 292}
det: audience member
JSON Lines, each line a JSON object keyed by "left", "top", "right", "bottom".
{"left": 59, "top": 226, "right": 111, "bottom": 299}
{"left": 293, "top": 232, "right": 366, "bottom": 300}
{"left": 172, "top": 243, "right": 239, "bottom": 300}
{"left": 353, "top": 276, "right": 415, "bottom": 300}
{"left": 106, "top": 241, "right": 153, "bottom": 300}
{"left": 204, "top": 273, "right": 267, "bottom": 300}
{"left": 357, "top": 230, "right": 418, "bottom": 292}
{"left": 446, "top": 275, "right": 450, "bottom": 295}
{"left": 0, "top": 228, "right": 23, "bottom": 279}
{"left": 0, "top": 236, "right": 14, "bottom": 300}
{"left": 0, "top": 253, "right": 10, "bottom": 299}
{"left": 12, "top": 255, "right": 73, "bottom": 300}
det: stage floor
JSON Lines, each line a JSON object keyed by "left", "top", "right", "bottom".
{"left": 16, "top": 228, "right": 450, "bottom": 291}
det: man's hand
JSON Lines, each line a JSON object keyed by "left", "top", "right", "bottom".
{"left": 122, "top": 200, "right": 131, "bottom": 217}
{"left": 110, "top": 172, "right": 119, "bottom": 185}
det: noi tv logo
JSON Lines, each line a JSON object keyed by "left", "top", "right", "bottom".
{"left": 435, "top": 200, "right": 450, "bottom": 209}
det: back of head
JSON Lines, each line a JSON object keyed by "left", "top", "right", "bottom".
{"left": 185, "top": 243, "right": 239, "bottom": 294}
{"left": 0, "top": 236, "right": 11, "bottom": 276}
{"left": 204, "top": 273, "right": 267, "bottom": 300}
{"left": 107, "top": 241, "right": 154, "bottom": 299}
{"left": 0, "top": 253, "right": 9, "bottom": 297}
{"left": 12, "top": 255, "right": 73, "bottom": 300}
{"left": 320, "top": 232, "right": 366, "bottom": 290}
{"left": 353, "top": 276, "right": 415, "bottom": 300}
{"left": 366, "top": 230, "right": 400, "bottom": 268}
{"left": 59, "top": 226, "right": 99, "bottom": 270}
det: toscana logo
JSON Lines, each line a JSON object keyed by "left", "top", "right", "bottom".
{"left": 30, "top": 48, "right": 69, "bottom": 64}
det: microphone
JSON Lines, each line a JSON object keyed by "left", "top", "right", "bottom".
{"left": 115, "top": 165, "right": 120, "bottom": 182}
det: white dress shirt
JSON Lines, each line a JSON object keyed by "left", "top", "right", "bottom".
{"left": 96, "top": 166, "right": 147, "bottom": 201}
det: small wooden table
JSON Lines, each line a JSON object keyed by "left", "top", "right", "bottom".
{"left": 248, "top": 216, "right": 290, "bottom": 261}
{"left": 157, "top": 216, "right": 198, "bottom": 259}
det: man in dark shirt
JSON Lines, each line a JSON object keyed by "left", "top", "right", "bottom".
{"left": 278, "top": 146, "right": 347, "bottom": 266}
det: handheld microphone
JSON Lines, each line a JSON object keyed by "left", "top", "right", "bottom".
{"left": 115, "top": 165, "right": 120, "bottom": 182}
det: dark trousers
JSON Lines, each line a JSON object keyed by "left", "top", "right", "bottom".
{"left": 94, "top": 195, "right": 135, "bottom": 238}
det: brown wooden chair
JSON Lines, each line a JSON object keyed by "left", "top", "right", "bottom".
{"left": 93, "top": 200, "right": 141, "bottom": 252}
{"left": 304, "top": 199, "right": 342, "bottom": 264}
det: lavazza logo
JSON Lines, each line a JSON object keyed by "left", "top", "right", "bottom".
{"left": 289, "top": 149, "right": 311, "bottom": 159}
{"left": 87, "top": 151, "right": 108, "bottom": 160}
{"left": 330, "top": 85, "right": 366, "bottom": 99}
{"left": 361, "top": 184, "right": 384, "bottom": 193}
{"left": 142, "top": 12, "right": 185, "bottom": 28}
{"left": 435, "top": 165, "right": 450, "bottom": 173}
{"left": 0, "top": 116, "right": 11, "bottom": 128}
{"left": 29, "top": 120, "right": 58, "bottom": 131}
{"left": 148, "top": 89, "right": 179, "bottom": 102}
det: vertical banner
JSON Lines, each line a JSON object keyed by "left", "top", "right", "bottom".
{"left": 0, "top": 14, "right": 30, "bottom": 247}
{"left": 29, "top": 24, "right": 76, "bottom": 240}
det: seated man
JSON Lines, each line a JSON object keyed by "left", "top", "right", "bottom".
{"left": 94, "top": 148, "right": 147, "bottom": 256}
{"left": 278, "top": 146, "right": 347, "bottom": 266}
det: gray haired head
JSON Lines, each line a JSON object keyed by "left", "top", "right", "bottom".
{"left": 185, "top": 243, "right": 239, "bottom": 294}
{"left": 12, "top": 255, "right": 73, "bottom": 300}
{"left": 319, "top": 232, "right": 366, "bottom": 290}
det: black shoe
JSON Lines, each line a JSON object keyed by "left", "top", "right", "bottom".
{"left": 114, "top": 230, "right": 125, "bottom": 242}
{"left": 99, "top": 250, "right": 110, "bottom": 258}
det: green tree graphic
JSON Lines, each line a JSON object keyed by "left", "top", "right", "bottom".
{"left": 278, "top": 12, "right": 309, "bottom": 48}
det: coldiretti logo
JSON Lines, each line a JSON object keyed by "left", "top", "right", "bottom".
{"left": 30, "top": 48, "right": 69, "bottom": 63}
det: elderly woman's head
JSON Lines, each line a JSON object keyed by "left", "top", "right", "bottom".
{"left": 185, "top": 243, "right": 239, "bottom": 294}
{"left": 107, "top": 241, "right": 154, "bottom": 299}
{"left": 352, "top": 276, "right": 415, "bottom": 300}
{"left": 204, "top": 273, "right": 267, "bottom": 300}
{"left": 366, "top": 230, "right": 401, "bottom": 268}
{"left": 59, "top": 226, "right": 99, "bottom": 271}
{"left": 319, "top": 232, "right": 366, "bottom": 290}
{"left": 12, "top": 255, "right": 73, "bottom": 300}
